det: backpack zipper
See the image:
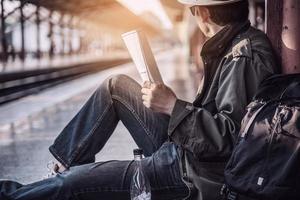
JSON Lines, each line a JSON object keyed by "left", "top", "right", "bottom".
{"left": 258, "top": 106, "right": 286, "bottom": 187}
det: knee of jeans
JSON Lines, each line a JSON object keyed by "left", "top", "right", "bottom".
{"left": 107, "top": 74, "right": 134, "bottom": 94}
{"left": 94, "top": 74, "right": 126, "bottom": 97}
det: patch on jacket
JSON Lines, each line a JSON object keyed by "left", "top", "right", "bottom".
{"left": 232, "top": 38, "right": 252, "bottom": 58}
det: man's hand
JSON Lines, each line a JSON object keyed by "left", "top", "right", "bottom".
{"left": 141, "top": 81, "right": 177, "bottom": 116}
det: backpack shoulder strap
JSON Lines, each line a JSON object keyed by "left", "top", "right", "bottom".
{"left": 240, "top": 102, "right": 271, "bottom": 138}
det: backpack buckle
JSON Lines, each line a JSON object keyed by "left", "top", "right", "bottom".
{"left": 227, "top": 191, "right": 238, "bottom": 200}
{"left": 220, "top": 184, "right": 238, "bottom": 200}
{"left": 220, "top": 184, "right": 227, "bottom": 196}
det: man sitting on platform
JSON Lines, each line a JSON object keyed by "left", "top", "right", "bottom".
{"left": 0, "top": 0, "right": 279, "bottom": 199}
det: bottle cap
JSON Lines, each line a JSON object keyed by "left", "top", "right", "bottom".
{"left": 133, "top": 148, "right": 143, "bottom": 155}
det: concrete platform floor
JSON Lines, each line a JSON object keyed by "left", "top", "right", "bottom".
{"left": 0, "top": 49, "right": 198, "bottom": 184}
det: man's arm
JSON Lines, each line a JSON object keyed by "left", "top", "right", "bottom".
{"left": 169, "top": 53, "right": 275, "bottom": 160}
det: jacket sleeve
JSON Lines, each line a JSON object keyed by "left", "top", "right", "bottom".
{"left": 168, "top": 53, "right": 275, "bottom": 161}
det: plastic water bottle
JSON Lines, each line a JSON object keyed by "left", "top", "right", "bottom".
{"left": 130, "top": 149, "right": 151, "bottom": 200}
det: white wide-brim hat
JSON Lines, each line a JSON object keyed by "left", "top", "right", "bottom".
{"left": 178, "top": 0, "right": 243, "bottom": 6}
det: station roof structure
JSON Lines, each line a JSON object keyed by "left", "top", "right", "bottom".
{"left": 25, "top": 0, "right": 185, "bottom": 36}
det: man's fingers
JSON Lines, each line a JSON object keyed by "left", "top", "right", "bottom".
{"left": 143, "top": 81, "right": 151, "bottom": 88}
{"left": 142, "top": 95, "right": 148, "bottom": 101}
{"left": 143, "top": 82, "right": 165, "bottom": 90}
{"left": 141, "top": 87, "right": 151, "bottom": 95}
{"left": 143, "top": 100, "right": 150, "bottom": 108}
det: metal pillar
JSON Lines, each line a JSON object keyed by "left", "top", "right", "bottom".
{"left": 281, "top": 1, "right": 300, "bottom": 73}
{"left": 266, "top": 0, "right": 300, "bottom": 74}
{"left": 48, "top": 11, "right": 54, "bottom": 58}
{"left": 68, "top": 17, "right": 73, "bottom": 55}
{"left": 20, "top": 0, "right": 25, "bottom": 61}
{"left": 36, "top": 5, "right": 41, "bottom": 59}
{"left": 1, "top": 0, "right": 8, "bottom": 62}
{"left": 60, "top": 14, "right": 65, "bottom": 56}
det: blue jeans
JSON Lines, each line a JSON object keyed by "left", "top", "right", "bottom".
{"left": 0, "top": 75, "right": 190, "bottom": 200}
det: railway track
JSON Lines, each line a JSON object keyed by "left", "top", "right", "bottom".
{"left": 0, "top": 58, "right": 130, "bottom": 105}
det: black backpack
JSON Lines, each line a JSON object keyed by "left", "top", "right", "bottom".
{"left": 224, "top": 73, "right": 300, "bottom": 200}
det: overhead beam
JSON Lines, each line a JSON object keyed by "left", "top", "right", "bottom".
{"left": 26, "top": 0, "right": 160, "bottom": 36}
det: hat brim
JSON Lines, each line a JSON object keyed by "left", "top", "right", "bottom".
{"left": 178, "top": 0, "right": 243, "bottom": 6}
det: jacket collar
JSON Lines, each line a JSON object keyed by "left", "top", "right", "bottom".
{"left": 194, "top": 20, "right": 251, "bottom": 105}
{"left": 201, "top": 20, "right": 251, "bottom": 59}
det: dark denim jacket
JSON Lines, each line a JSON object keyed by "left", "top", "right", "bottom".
{"left": 168, "top": 21, "right": 280, "bottom": 200}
